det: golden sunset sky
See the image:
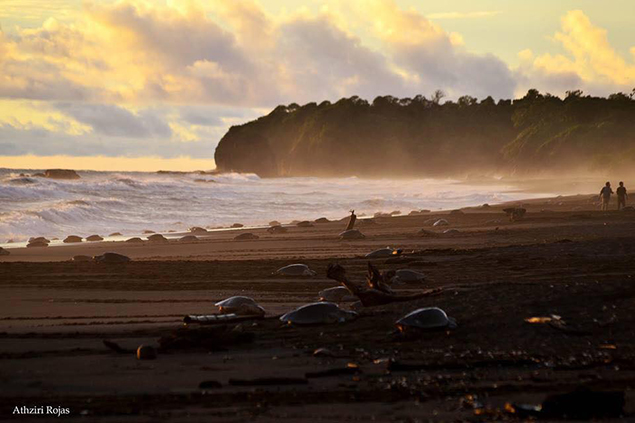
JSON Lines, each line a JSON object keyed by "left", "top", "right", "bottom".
{"left": 0, "top": 0, "right": 634, "bottom": 171}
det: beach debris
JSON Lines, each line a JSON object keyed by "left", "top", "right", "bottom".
{"left": 63, "top": 235, "right": 83, "bottom": 243}
{"left": 179, "top": 235, "right": 199, "bottom": 242}
{"left": 147, "top": 233, "right": 168, "bottom": 243}
{"left": 93, "top": 252, "right": 131, "bottom": 264}
{"left": 280, "top": 302, "right": 358, "bottom": 326}
{"left": 366, "top": 262, "right": 394, "bottom": 294}
{"left": 233, "top": 232, "right": 259, "bottom": 240}
{"left": 433, "top": 219, "right": 449, "bottom": 227}
{"left": 503, "top": 207, "right": 526, "bottom": 221}
{"left": 541, "top": 387, "right": 624, "bottom": 419}
{"left": 339, "top": 229, "right": 365, "bottom": 240}
{"left": 391, "top": 269, "right": 426, "bottom": 284}
{"left": 395, "top": 307, "right": 457, "bottom": 333}
{"left": 125, "top": 237, "right": 143, "bottom": 243}
{"left": 229, "top": 377, "right": 308, "bottom": 386}
{"left": 267, "top": 225, "right": 288, "bottom": 234}
{"left": 0, "top": 247, "right": 9, "bottom": 256}
{"left": 86, "top": 234, "right": 104, "bottom": 242}
{"left": 136, "top": 345, "right": 157, "bottom": 360}
{"left": 275, "top": 264, "right": 317, "bottom": 276}
{"left": 296, "top": 220, "right": 314, "bottom": 227}
{"left": 327, "top": 263, "right": 441, "bottom": 307}
{"left": 108, "top": 232, "right": 122, "bottom": 237}
{"left": 318, "top": 286, "right": 357, "bottom": 302}
{"left": 443, "top": 229, "right": 460, "bottom": 235}
{"left": 189, "top": 226, "right": 208, "bottom": 234}
{"left": 199, "top": 380, "right": 222, "bottom": 389}
{"left": 269, "top": 220, "right": 281, "bottom": 226}
{"left": 215, "top": 296, "right": 266, "bottom": 316}
{"left": 158, "top": 325, "right": 254, "bottom": 351}
{"left": 365, "top": 247, "right": 403, "bottom": 258}
{"left": 71, "top": 255, "right": 92, "bottom": 262}
{"left": 231, "top": 223, "right": 244, "bottom": 228}
{"left": 315, "top": 217, "right": 330, "bottom": 224}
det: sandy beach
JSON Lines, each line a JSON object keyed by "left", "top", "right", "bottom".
{"left": 2, "top": 193, "right": 635, "bottom": 421}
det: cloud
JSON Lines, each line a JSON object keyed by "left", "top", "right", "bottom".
{"left": 515, "top": 10, "right": 635, "bottom": 96}
{"left": 427, "top": 11, "right": 502, "bottom": 20}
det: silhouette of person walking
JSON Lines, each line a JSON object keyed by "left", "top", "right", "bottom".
{"left": 617, "top": 181, "right": 628, "bottom": 210}
{"left": 599, "top": 182, "right": 613, "bottom": 211}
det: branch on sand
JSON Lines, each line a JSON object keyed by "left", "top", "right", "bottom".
{"left": 327, "top": 262, "right": 441, "bottom": 307}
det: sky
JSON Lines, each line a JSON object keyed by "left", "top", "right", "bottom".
{"left": 0, "top": 0, "right": 633, "bottom": 171}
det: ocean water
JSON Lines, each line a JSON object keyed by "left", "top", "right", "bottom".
{"left": 0, "top": 169, "right": 550, "bottom": 244}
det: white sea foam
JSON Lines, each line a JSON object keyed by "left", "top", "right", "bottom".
{"left": 0, "top": 168, "right": 551, "bottom": 244}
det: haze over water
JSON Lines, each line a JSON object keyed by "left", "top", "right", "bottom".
{"left": 0, "top": 169, "right": 553, "bottom": 244}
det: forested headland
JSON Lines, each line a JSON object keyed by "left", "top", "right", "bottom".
{"left": 214, "top": 89, "right": 635, "bottom": 178}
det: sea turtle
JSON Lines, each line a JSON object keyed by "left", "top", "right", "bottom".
{"left": 314, "top": 217, "right": 330, "bottom": 224}
{"left": 86, "top": 235, "right": 104, "bottom": 242}
{"left": 443, "top": 229, "right": 460, "bottom": 235}
{"left": 339, "top": 229, "right": 365, "bottom": 240}
{"left": 29, "top": 237, "right": 50, "bottom": 243}
{"left": 189, "top": 227, "right": 208, "bottom": 234}
{"left": 147, "top": 234, "right": 168, "bottom": 243}
{"left": 267, "top": 225, "right": 288, "bottom": 234}
{"left": 215, "top": 296, "right": 265, "bottom": 316}
{"left": 318, "top": 286, "right": 357, "bottom": 302}
{"left": 93, "top": 252, "right": 131, "bottom": 264}
{"left": 179, "top": 235, "right": 199, "bottom": 242}
{"left": 269, "top": 221, "right": 281, "bottom": 227}
{"left": 391, "top": 269, "right": 425, "bottom": 284}
{"left": 297, "top": 221, "right": 314, "bottom": 227}
{"left": 503, "top": 207, "right": 526, "bottom": 222}
{"left": 231, "top": 223, "right": 244, "bottom": 228}
{"left": 143, "top": 230, "right": 155, "bottom": 234}
{"left": 63, "top": 235, "right": 83, "bottom": 243}
{"left": 71, "top": 255, "right": 92, "bottom": 262}
{"left": 234, "top": 232, "right": 259, "bottom": 241}
{"left": 365, "top": 247, "right": 402, "bottom": 258}
{"left": 109, "top": 232, "right": 122, "bottom": 237}
{"left": 26, "top": 241, "right": 48, "bottom": 248}
{"left": 418, "top": 229, "right": 437, "bottom": 237}
{"left": 433, "top": 219, "right": 449, "bottom": 227}
{"left": 450, "top": 209, "right": 464, "bottom": 215}
{"left": 0, "top": 247, "right": 9, "bottom": 256}
{"left": 125, "top": 237, "right": 143, "bottom": 243}
{"left": 279, "top": 302, "right": 358, "bottom": 325}
{"left": 395, "top": 307, "right": 457, "bottom": 333}
{"left": 275, "top": 264, "right": 317, "bottom": 276}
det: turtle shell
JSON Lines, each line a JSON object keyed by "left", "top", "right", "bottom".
{"left": 280, "top": 302, "right": 358, "bottom": 325}
{"left": 396, "top": 307, "right": 457, "bottom": 332}
{"left": 215, "top": 296, "right": 265, "bottom": 316}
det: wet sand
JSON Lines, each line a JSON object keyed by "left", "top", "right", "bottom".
{"left": 2, "top": 194, "right": 635, "bottom": 421}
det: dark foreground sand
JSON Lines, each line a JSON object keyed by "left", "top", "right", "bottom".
{"left": 2, "top": 194, "right": 635, "bottom": 421}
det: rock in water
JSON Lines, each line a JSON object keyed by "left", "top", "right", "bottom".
{"left": 275, "top": 264, "right": 317, "bottom": 276}
{"left": 43, "top": 169, "right": 80, "bottom": 179}
{"left": 215, "top": 296, "right": 265, "bottom": 316}
{"left": 234, "top": 233, "right": 259, "bottom": 240}
{"left": 63, "top": 235, "right": 83, "bottom": 243}
{"left": 93, "top": 253, "right": 131, "bottom": 264}
{"left": 395, "top": 307, "right": 456, "bottom": 333}
{"left": 280, "top": 302, "right": 358, "bottom": 325}
{"left": 339, "top": 229, "right": 365, "bottom": 240}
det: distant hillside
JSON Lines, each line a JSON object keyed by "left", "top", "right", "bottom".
{"left": 214, "top": 90, "right": 635, "bottom": 177}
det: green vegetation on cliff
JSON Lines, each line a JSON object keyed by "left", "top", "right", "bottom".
{"left": 214, "top": 89, "right": 635, "bottom": 177}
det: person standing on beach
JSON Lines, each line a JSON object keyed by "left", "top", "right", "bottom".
{"left": 599, "top": 182, "right": 613, "bottom": 211}
{"left": 617, "top": 181, "right": 628, "bottom": 210}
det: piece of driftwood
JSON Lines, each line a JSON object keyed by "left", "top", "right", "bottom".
{"left": 327, "top": 263, "right": 441, "bottom": 307}
{"left": 345, "top": 210, "right": 357, "bottom": 231}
